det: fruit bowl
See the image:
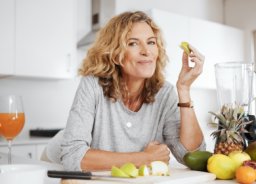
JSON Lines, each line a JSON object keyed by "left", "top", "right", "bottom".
{"left": 0, "top": 164, "right": 47, "bottom": 184}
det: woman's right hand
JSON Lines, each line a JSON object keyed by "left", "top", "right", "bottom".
{"left": 143, "top": 141, "right": 170, "bottom": 164}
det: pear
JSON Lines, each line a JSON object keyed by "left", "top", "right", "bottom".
{"left": 120, "top": 163, "right": 138, "bottom": 178}
{"left": 111, "top": 166, "right": 130, "bottom": 178}
{"left": 180, "top": 41, "right": 191, "bottom": 55}
{"left": 150, "top": 161, "right": 170, "bottom": 176}
{"left": 138, "top": 165, "right": 150, "bottom": 176}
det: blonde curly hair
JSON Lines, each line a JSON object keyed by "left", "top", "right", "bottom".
{"left": 79, "top": 11, "right": 168, "bottom": 103}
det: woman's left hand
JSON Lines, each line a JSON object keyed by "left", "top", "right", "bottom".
{"left": 176, "top": 44, "right": 205, "bottom": 91}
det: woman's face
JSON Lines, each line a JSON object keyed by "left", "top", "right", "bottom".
{"left": 121, "top": 22, "right": 159, "bottom": 81}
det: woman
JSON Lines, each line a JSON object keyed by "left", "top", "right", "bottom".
{"left": 47, "top": 11, "right": 205, "bottom": 171}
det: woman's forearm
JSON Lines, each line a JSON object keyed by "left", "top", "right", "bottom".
{"left": 177, "top": 89, "right": 204, "bottom": 150}
{"left": 80, "top": 149, "right": 150, "bottom": 171}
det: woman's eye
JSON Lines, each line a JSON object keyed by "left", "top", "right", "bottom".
{"left": 128, "top": 42, "right": 137, "bottom": 46}
{"left": 148, "top": 41, "right": 156, "bottom": 45}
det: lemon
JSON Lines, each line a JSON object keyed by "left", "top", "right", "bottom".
{"left": 207, "top": 154, "right": 236, "bottom": 180}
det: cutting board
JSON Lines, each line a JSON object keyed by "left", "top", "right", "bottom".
{"left": 60, "top": 168, "right": 216, "bottom": 184}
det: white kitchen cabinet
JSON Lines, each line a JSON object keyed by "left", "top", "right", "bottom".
{"left": 0, "top": 145, "right": 36, "bottom": 159}
{"left": 0, "top": 0, "right": 15, "bottom": 76}
{"left": 149, "top": 9, "right": 245, "bottom": 89}
{"left": 0, "top": 0, "right": 77, "bottom": 78}
{"left": 15, "top": 0, "right": 77, "bottom": 78}
{"left": 0, "top": 143, "right": 47, "bottom": 160}
{"left": 36, "top": 144, "right": 46, "bottom": 160}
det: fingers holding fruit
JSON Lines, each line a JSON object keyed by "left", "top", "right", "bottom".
{"left": 189, "top": 44, "right": 205, "bottom": 62}
{"left": 187, "top": 45, "right": 204, "bottom": 75}
{"left": 189, "top": 46, "right": 204, "bottom": 76}
{"left": 178, "top": 42, "right": 205, "bottom": 89}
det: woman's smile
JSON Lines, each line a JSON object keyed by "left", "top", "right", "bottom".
{"left": 137, "top": 60, "right": 152, "bottom": 64}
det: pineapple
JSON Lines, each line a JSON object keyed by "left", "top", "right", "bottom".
{"left": 209, "top": 104, "right": 252, "bottom": 155}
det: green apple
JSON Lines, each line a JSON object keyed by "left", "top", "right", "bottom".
{"left": 111, "top": 166, "right": 130, "bottom": 178}
{"left": 150, "top": 161, "right": 170, "bottom": 176}
{"left": 180, "top": 41, "right": 191, "bottom": 55}
{"left": 120, "top": 163, "right": 138, "bottom": 178}
{"left": 138, "top": 165, "right": 150, "bottom": 176}
{"left": 228, "top": 151, "right": 251, "bottom": 169}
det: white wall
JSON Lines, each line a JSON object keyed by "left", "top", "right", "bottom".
{"left": 0, "top": 0, "right": 224, "bottom": 151}
{"left": 115, "top": 0, "right": 224, "bottom": 23}
{"left": 0, "top": 77, "right": 80, "bottom": 137}
{"left": 191, "top": 88, "right": 218, "bottom": 151}
{"left": 224, "top": 0, "right": 256, "bottom": 62}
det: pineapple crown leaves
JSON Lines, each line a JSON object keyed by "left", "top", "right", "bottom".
{"left": 209, "top": 104, "right": 253, "bottom": 143}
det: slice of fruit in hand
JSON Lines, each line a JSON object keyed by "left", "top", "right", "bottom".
{"left": 180, "top": 41, "right": 191, "bottom": 55}
{"left": 150, "top": 161, "right": 170, "bottom": 176}
{"left": 120, "top": 163, "right": 138, "bottom": 178}
{"left": 180, "top": 41, "right": 195, "bottom": 67}
{"left": 111, "top": 166, "right": 130, "bottom": 178}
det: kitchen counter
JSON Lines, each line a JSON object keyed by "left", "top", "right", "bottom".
{"left": 0, "top": 152, "right": 255, "bottom": 184}
{"left": 0, "top": 152, "right": 62, "bottom": 184}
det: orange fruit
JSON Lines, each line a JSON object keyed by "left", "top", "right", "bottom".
{"left": 236, "top": 166, "right": 256, "bottom": 184}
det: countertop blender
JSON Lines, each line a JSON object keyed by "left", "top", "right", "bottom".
{"left": 215, "top": 62, "right": 256, "bottom": 145}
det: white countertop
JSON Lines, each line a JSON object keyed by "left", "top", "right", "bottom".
{"left": 0, "top": 152, "right": 62, "bottom": 184}
{"left": 1, "top": 152, "right": 252, "bottom": 184}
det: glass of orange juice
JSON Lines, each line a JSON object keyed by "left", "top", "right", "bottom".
{"left": 0, "top": 95, "right": 25, "bottom": 164}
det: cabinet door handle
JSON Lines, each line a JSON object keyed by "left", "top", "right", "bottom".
{"left": 28, "top": 152, "right": 32, "bottom": 159}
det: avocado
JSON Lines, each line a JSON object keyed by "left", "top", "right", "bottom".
{"left": 183, "top": 150, "right": 213, "bottom": 171}
{"left": 245, "top": 141, "right": 256, "bottom": 161}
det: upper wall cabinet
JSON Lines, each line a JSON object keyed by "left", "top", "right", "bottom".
{"left": 0, "top": 0, "right": 77, "bottom": 79}
{"left": 149, "top": 9, "right": 245, "bottom": 89}
{"left": 0, "top": 0, "right": 15, "bottom": 76}
{"left": 15, "top": 0, "right": 77, "bottom": 78}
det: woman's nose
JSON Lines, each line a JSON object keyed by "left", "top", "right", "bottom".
{"left": 140, "top": 45, "right": 150, "bottom": 56}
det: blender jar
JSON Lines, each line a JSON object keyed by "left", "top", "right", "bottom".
{"left": 215, "top": 62, "right": 256, "bottom": 143}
